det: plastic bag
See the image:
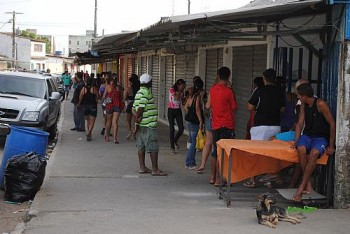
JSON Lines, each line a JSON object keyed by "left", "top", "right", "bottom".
{"left": 4, "top": 151, "right": 47, "bottom": 203}
{"left": 196, "top": 130, "right": 205, "bottom": 151}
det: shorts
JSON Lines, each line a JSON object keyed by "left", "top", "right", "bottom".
{"left": 64, "top": 85, "right": 70, "bottom": 92}
{"left": 83, "top": 105, "right": 97, "bottom": 117}
{"left": 250, "top": 126, "right": 281, "bottom": 140}
{"left": 106, "top": 106, "right": 122, "bottom": 114}
{"left": 296, "top": 135, "right": 328, "bottom": 156}
{"left": 212, "top": 127, "right": 235, "bottom": 158}
{"left": 205, "top": 117, "right": 212, "bottom": 132}
{"left": 136, "top": 127, "right": 159, "bottom": 153}
{"left": 126, "top": 101, "right": 134, "bottom": 113}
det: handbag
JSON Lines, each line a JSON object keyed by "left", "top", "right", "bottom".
{"left": 105, "top": 97, "right": 112, "bottom": 104}
{"left": 185, "top": 95, "right": 199, "bottom": 124}
{"left": 196, "top": 130, "right": 205, "bottom": 151}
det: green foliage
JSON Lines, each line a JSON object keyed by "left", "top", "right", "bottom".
{"left": 19, "top": 30, "right": 51, "bottom": 54}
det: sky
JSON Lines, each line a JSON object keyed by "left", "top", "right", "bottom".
{"left": 0, "top": 0, "right": 252, "bottom": 52}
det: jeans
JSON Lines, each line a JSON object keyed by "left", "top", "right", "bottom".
{"left": 168, "top": 108, "right": 184, "bottom": 149}
{"left": 186, "top": 122, "right": 199, "bottom": 167}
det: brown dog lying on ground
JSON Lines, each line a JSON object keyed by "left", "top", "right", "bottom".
{"left": 256, "top": 192, "right": 301, "bottom": 228}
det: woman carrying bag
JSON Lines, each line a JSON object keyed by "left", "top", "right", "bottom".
{"left": 184, "top": 77, "right": 204, "bottom": 169}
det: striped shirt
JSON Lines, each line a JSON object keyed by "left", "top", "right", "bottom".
{"left": 133, "top": 87, "right": 158, "bottom": 129}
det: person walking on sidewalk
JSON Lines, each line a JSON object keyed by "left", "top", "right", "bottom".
{"left": 61, "top": 70, "right": 72, "bottom": 100}
{"left": 133, "top": 73, "right": 167, "bottom": 176}
{"left": 71, "top": 72, "right": 85, "bottom": 132}
{"left": 78, "top": 77, "right": 99, "bottom": 141}
{"left": 168, "top": 79, "right": 186, "bottom": 154}
{"left": 124, "top": 74, "right": 140, "bottom": 139}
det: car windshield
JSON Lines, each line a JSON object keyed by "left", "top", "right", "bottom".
{"left": 0, "top": 75, "right": 46, "bottom": 98}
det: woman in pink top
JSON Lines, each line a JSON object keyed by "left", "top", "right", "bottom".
{"left": 168, "top": 79, "right": 186, "bottom": 154}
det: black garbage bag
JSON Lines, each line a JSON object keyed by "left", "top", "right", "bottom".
{"left": 4, "top": 151, "right": 47, "bottom": 203}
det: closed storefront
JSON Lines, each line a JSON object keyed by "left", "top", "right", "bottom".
{"left": 159, "top": 55, "right": 174, "bottom": 121}
{"left": 151, "top": 55, "right": 160, "bottom": 109}
{"left": 232, "top": 44, "right": 267, "bottom": 139}
{"left": 175, "top": 52, "right": 196, "bottom": 83}
{"left": 205, "top": 48, "right": 223, "bottom": 94}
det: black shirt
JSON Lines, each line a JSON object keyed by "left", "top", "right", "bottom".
{"left": 248, "top": 85, "right": 285, "bottom": 126}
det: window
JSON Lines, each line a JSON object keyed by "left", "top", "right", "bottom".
{"left": 34, "top": 44, "right": 43, "bottom": 52}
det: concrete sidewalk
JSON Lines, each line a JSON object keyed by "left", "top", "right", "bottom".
{"left": 15, "top": 100, "right": 350, "bottom": 233}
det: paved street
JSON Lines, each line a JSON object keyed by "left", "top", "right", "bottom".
{"left": 2, "top": 100, "right": 350, "bottom": 234}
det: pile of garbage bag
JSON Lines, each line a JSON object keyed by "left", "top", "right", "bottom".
{"left": 4, "top": 152, "right": 47, "bottom": 203}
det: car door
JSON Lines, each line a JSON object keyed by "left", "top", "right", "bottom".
{"left": 46, "top": 79, "right": 60, "bottom": 126}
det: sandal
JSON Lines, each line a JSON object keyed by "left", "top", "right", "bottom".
{"left": 139, "top": 167, "right": 152, "bottom": 174}
{"left": 264, "top": 181, "right": 273, "bottom": 189}
{"left": 104, "top": 135, "right": 110, "bottom": 142}
{"left": 196, "top": 167, "right": 205, "bottom": 174}
{"left": 151, "top": 169, "right": 168, "bottom": 176}
{"left": 243, "top": 181, "right": 256, "bottom": 188}
{"left": 126, "top": 132, "right": 132, "bottom": 139}
{"left": 258, "top": 174, "right": 278, "bottom": 183}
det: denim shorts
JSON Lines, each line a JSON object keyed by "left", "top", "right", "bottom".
{"left": 106, "top": 106, "right": 122, "bottom": 114}
{"left": 136, "top": 127, "right": 159, "bottom": 153}
{"left": 205, "top": 117, "right": 212, "bottom": 132}
{"left": 296, "top": 135, "right": 328, "bottom": 156}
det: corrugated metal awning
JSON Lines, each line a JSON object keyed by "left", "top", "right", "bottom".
{"left": 76, "top": 0, "right": 326, "bottom": 64}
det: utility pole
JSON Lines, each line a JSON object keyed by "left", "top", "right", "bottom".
{"left": 5, "top": 11, "right": 23, "bottom": 69}
{"left": 94, "top": 0, "right": 97, "bottom": 38}
{"left": 188, "top": 0, "right": 191, "bottom": 14}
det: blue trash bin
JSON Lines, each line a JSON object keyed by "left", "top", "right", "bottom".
{"left": 0, "top": 126, "right": 49, "bottom": 188}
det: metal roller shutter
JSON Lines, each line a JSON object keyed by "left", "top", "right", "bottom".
{"left": 205, "top": 48, "right": 223, "bottom": 94}
{"left": 140, "top": 56, "right": 147, "bottom": 75}
{"left": 151, "top": 55, "right": 160, "bottom": 109}
{"left": 164, "top": 56, "right": 174, "bottom": 120}
{"left": 232, "top": 45, "right": 267, "bottom": 139}
{"left": 175, "top": 54, "right": 186, "bottom": 81}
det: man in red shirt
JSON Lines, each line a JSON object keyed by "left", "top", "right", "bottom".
{"left": 207, "top": 66, "right": 237, "bottom": 186}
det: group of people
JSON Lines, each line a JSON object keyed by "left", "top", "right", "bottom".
{"left": 68, "top": 71, "right": 140, "bottom": 144}
{"left": 166, "top": 66, "right": 335, "bottom": 201}
{"left": 167, "top": 67, "right": 237, "bottom": 186}
{"left": 64, "top": 67, "right": 336, "bottom": 198}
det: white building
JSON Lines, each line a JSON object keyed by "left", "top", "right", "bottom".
{"left": 68, "top": 30, "right": 94, "bottom": 56}
{"left": 0, "top": 33, "right": 31, "bottom": 70}
{"left": 30, "top": 38, "right": 47, "bottom": 71}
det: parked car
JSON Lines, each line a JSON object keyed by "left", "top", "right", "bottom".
{"left": 0, "top": 71, "right": 61, "bottom": 139}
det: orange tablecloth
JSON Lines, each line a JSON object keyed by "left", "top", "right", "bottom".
{"left": 217, "top": 139, "right": 329, "bottom": 184}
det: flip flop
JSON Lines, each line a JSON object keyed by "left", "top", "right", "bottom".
{"left": 243, "top": 181, "right": 256, "bottom": 188}
{"left": 196, "top": 167, "right": 205, "bottom": 174}
{"left": 151, "top": 170, "right": 168, "bottom": 176}
{"left": 258, "top": 174, "right": 278, "bottom": 183}
{"left": 139, "top": 167, "right": 152, "bottom": 174}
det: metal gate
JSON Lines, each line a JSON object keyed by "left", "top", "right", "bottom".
{"left": 232, "top": 44, "right": 267, "bottom": 139}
